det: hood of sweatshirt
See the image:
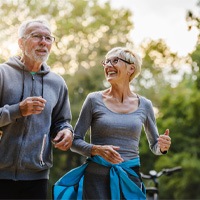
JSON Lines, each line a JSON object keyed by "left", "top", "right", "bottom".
{"left": 5, "top": 56, "right": 51, "bottom": 101}
{"left": 6, "top": 56, "right": 51, "bottom": 75}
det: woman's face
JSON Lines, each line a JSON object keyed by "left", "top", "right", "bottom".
{"left": 103, "top": 53, "right": 130, "bottom": 84}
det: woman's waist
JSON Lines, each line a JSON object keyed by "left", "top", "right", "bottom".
{"left": 85, "top": 160, "right": 141, "bottom": 177}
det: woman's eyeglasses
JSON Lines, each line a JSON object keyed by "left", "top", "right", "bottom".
{"left": 102, "top": 57, "right": 134, "bottom": 67}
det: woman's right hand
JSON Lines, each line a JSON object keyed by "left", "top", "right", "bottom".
{"left": 91, "top": 145, "right": 124, "bottom": 164}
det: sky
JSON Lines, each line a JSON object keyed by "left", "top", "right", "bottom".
{"left": 101, "top": 0, "right": 199, "bottom": 56}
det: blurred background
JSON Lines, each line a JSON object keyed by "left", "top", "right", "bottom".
{"left": 0, "top": 0, "right": 199, "bottom": 199}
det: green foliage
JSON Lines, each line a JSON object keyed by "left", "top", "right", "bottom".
{"left": 155, "top": 153, "right": 200, "bottom": 199}
{"left": 191, "top": 44, "right": 200, "bottom": 89}
{"left": 157, "top": 75, "right": 200, "bottom": 156}
{"left": 153, "top": 49, "right": 200, "bottom": 198}
{"left": 65, "top": 64, "right": 105, "bottom": 123}
{"left": 133, "top": 39, "right": 181, "bottom": 106}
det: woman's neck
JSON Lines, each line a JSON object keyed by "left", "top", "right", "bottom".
{"left": 106, "top": 86, "right": 134, "bottom": 103}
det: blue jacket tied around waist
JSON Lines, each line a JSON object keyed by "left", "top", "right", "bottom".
{"left": 53, "top": 156, "right": 146, "bottom": 200}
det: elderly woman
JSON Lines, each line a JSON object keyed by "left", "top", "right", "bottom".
{"left": 54, "top": 47, "right": 171, "bottom": 200}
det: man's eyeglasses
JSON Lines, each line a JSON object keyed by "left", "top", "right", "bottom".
{"left": 102, "top": 57, "right": 134, "bottom": 67}
{"left": 23, "top": 33, "right": 55, "bottom": 44}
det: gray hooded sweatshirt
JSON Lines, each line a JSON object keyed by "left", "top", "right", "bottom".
{"left": 0, "top": 56, "right": 73, "bottom": 181}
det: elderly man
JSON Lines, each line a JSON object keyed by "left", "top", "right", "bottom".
{"left": 0, "top": 19, "right": 73, "bottom": 199}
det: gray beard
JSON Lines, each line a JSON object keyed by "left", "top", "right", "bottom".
{"left": 34, "top": 54, "right": 49, "bottom": 63}
{"left": 24, "top": 50, "right": 49, "bottom": 63}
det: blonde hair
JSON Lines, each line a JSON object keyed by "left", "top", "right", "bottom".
{"left": 105, "top": 47, "right": 142, "bottom": 81}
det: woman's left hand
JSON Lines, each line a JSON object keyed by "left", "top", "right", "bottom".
{"left": 157, "top": 129, "right": 171, "bottom": 152}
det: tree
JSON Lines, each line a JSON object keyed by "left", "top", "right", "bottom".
{"left": 152, "top": 46, "right": 200, "bottom": 199}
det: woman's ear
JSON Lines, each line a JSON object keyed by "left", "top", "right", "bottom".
{"left": 128, "top": 65, "right": 135, "bottom": 75}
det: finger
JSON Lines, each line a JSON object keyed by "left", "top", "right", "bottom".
{"left": 53, "top": 135, "right": 63, "bottom": 143}
{"left": 103, "top": 151, "right": 123, "bottom": 163}
{"left": 32, "top": 96, "right": 47, "bottom": 103}
{"left": 54, "top": 135, "right": 71, "bottom": 147}
{"left": 112, "top": 146, "right": 120, "bottom": 150}
{"left": 59, "top": 143, "right": 71, "bottom": 151}
{"left": 111, "top": 150, "right": 122, "bottom": 158}
{"left": 108, "top": 147, "right": 123, "bottom": 160}
{"left": 33, "top": 107, "right": 44, "bottom": 112}
{"left": 164, "top": 129, "right": 170, "bottom": 136}
{"left": 58, "top": 140, "right": 72, "bottom": 150}
{"left": 158, "top": 137, "right": 170, "bottom": 144}
{"left": 31, "top": 104, "right": 45, "bottom": 115}
{"left": 105, "top": 148, "right": 119, "bottom": 157}
{"left": 107, "top": 156, "right": 123, "bottom": 164}
{"left": 32, "top": 101, "right": 46, "bottom": 108}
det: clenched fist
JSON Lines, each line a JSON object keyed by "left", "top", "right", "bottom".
{"left": 19, "top": 96, "right": 46, "bottom": 116}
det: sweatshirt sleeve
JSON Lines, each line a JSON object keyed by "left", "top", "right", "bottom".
{"left": 50, "top": 80, "right": 73, "bottom": 138}
{"left": 71, "top": 93, "right": 93, "bottom": 157}
{"left": 0, "top": 104, "right": 22, "bottom": 127}
{"left": 143, "top": 99, "right": 163, "bottom": 155}
{"left": 0, "top": 69, "right": 22, "bottom": 127}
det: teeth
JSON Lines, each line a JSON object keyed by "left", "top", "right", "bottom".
{"left": 108, "top": 71, "right": 116, "bottom": 75}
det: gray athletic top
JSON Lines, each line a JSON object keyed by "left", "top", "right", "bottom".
{"left": 71, "top": 91, "right": 163, "bottom": 161}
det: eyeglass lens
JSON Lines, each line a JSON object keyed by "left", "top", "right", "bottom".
{"left": 31, "top": 34, "right": 55, "bottom": 43}
{"left": 102, "top": 57, "right": 120, "bottom": 66}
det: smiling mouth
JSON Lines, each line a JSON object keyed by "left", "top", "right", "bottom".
{"left": 37, "top": 49, "right": 47, "bottom": 52}
{"left": 36, "top": 49, "right": 48, "bottom": 55}
{"left": 107, "top": 71, "right": 117, "bottom": 76}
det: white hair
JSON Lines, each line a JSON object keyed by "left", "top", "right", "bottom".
{"left": 106, "top": 47, "right": 142, "bottom": 81}
{"left": 18, "top": 18, "right": 51, "bottom": 38}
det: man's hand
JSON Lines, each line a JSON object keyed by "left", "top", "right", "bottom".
{"left": 52, "top": 129, "right": 73, "bottom": 151}
{"left": 19, "top": 96, "right": 46, "bottom": 116}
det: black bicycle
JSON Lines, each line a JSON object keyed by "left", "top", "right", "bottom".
{"left": 141, "top": 166, "right": 182, "bottom": 200}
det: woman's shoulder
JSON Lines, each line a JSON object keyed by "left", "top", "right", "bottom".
{"left": 87, "top": 91, "right": 102, "bottom": 99}
{"left": 138, "top": 95, "right": 153, "bottom": 108}
{"left": 84, "top": 91, "right": 103, "bottom": 108}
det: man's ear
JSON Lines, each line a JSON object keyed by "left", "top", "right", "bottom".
{"left": 18, "top": 39, "right": 23, "bottom": 50}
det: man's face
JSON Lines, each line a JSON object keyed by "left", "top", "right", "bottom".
{"left": 19, "top": 22, "right": 53, "bottom": 63}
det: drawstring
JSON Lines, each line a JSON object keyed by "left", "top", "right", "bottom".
{"left": 20, "top": 66, "right": 25, "bottom": 101}
{"left": 41, "top": 65, "right": 44, "bottom": 98}
{"left": 42, "top": 75, "right": 44, "bottom": 98}
{"left": 20, "top": 67, "right": 44, "bottom": 101}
